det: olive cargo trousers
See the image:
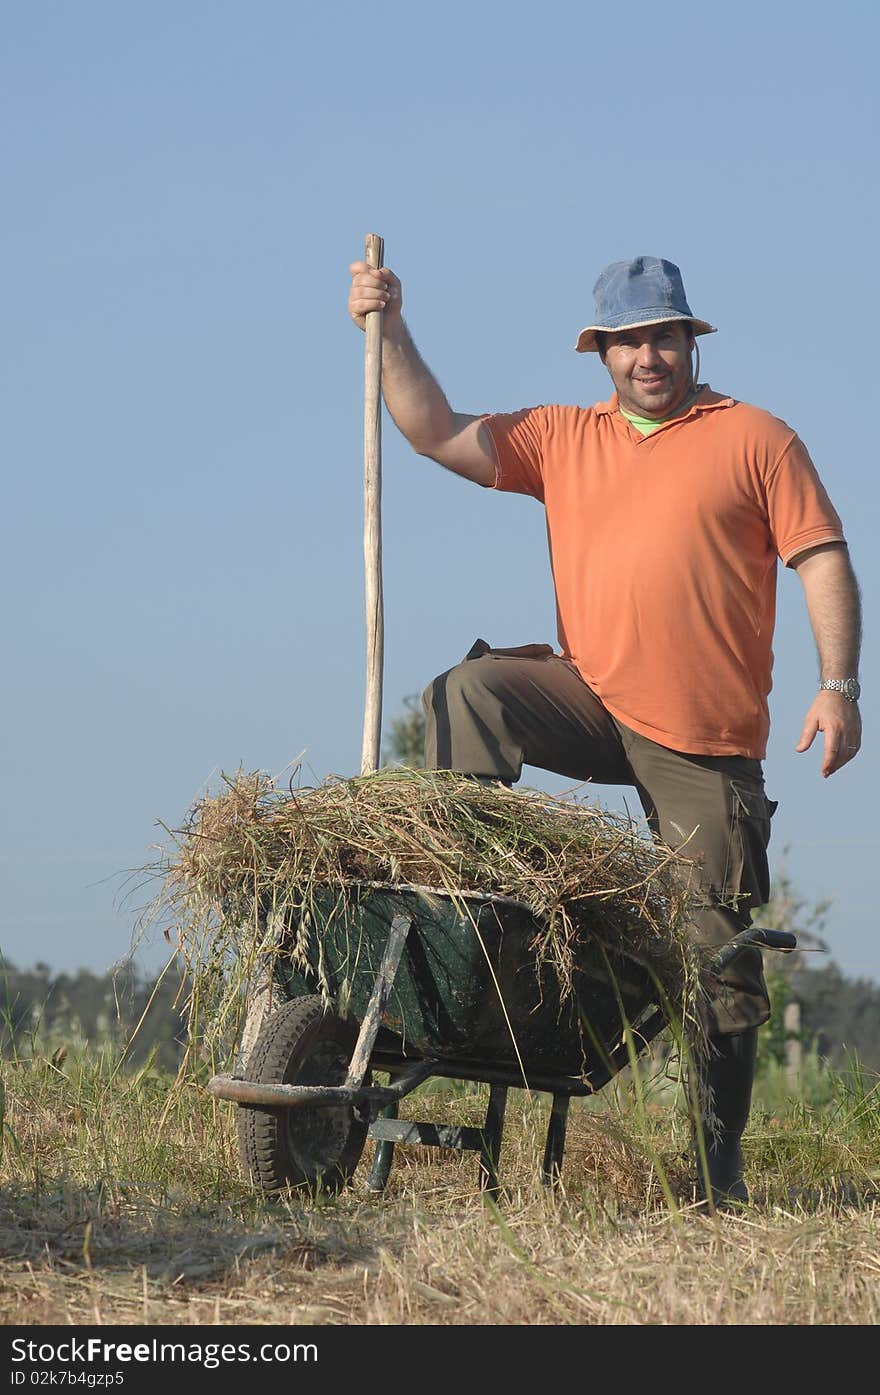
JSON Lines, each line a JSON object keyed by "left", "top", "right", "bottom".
{"left": 422, "top": 641, "right": 775, "bottom": 1037}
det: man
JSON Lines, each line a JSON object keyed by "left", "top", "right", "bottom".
{"left": 347, "top": 253, "right": 862, "bottom": 1204}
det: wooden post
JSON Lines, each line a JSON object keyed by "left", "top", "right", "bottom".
{"left": 361, "top": 231, "right": 384, "bottom": 775}
{"left": 784, "top": 999, "right": 803, "bottom": 1091}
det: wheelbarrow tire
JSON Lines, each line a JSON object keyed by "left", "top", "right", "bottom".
{"left": 238, "top": 994, "right": 368, "bottom": 1196}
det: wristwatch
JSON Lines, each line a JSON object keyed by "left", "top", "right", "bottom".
{"left": 819, "top": 677, "right": 861, "bottom": 702}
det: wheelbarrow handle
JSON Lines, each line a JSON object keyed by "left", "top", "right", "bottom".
{"left": 710, "top": 925, "right": 797, "bottom": 974}
{"left": 755, "top": 928, "right": 798, "bottom": 952}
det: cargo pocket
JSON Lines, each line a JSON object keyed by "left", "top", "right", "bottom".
{"left": 728, "top": 779, "right": 778, "bottom": 912}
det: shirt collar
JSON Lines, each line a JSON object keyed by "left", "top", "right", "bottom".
{"left": 593, "top": 385, "right": 735, "bottom": 418}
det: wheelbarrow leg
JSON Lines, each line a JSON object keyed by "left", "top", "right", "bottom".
{"left": 367, "top": 1097, "right": 398, "bottom": 1192}
{"left": 478, "top": 1083, "right": 508, "bottom": 1196}
{"left": 541, "top": 1092, "right": 570, "bottom": 1188}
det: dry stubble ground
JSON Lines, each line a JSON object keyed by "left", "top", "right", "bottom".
{"left": 1, "top": 1056, "right": 878, "bottom": 1327}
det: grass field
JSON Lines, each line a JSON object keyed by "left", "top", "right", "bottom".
{"left": 2, "top": 1044, "right": 878, "bottom": 1327}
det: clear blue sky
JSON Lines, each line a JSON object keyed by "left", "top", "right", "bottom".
{"left": 2, "top": 1, "right": 877, "bottom": 985}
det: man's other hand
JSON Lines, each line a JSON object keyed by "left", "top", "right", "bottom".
{"left": 796, "top": 690, "right": 862, "bottom": 777}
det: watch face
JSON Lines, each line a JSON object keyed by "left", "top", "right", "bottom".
{"left": 845, "top": 678, "right": 861, "bottom": 701}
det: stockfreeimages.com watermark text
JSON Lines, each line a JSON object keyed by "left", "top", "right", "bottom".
{"left": 11, "top": 1337, "right": 317, "bottom": 1374}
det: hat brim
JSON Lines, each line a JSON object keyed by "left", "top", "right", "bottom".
{"left": 575, "top": 314, "right": 717, "bottom": 354}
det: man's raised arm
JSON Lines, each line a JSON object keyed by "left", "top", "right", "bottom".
{"left": 348, "top": 260, "right": 497, "bottom": 486}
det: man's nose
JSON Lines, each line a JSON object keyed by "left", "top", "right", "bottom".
{"left": 636, "top": 339, "right": 662, "bottom": 366}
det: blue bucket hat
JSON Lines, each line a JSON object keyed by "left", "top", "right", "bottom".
{"left": 575, "top": 256, "right": 716, "bottom": 353}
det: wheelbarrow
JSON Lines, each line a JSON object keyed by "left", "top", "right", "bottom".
{"left": 208, "top": 882, "right": 796, "bottom": 1197}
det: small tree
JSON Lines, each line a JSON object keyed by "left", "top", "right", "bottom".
{"left": 382, "top": 693, "right": 426, "bottom": 768}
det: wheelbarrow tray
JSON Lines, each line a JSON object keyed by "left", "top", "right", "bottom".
{"left": 269, "top": 883, "right": 665, "bottom": 1080}
{"left": 219, "top": 892, "right": 793, "bottom": 1198}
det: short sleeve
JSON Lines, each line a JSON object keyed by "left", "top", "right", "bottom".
{"left": 764, "top": 434, "right": 846, "bottom": 566}
{"left": 482, "top": 408, "right": 548, "bottom": 502}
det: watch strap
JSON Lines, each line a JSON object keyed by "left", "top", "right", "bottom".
{"left": 819, "top": 677, "right": 860, "bottom": 701}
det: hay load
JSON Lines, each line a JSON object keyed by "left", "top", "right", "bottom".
{"left": 156, "top": 766, "right": 713, "bottom": 1064}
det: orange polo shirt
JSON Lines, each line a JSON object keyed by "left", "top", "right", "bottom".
{"left": 484, "top": 388, "right": 846, "bottom": 758}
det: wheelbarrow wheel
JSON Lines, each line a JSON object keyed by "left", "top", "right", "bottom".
{"left": 238, "top": 994, "right": 369, "bottom": 1196}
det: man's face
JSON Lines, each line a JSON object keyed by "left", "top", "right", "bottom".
{"left": 600, "top": 321, "right": 694, "bottom": 418}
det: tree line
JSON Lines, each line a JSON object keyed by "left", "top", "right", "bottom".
{"left": 0, "top": 958, "right": 189, "bottom": 1072}
{"left": 1, "top": 945, "right": 878, "bottom": 1074}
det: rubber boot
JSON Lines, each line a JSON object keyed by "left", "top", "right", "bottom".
{"left": 694, "top": 1026, "right": 758, "bottom": 1208}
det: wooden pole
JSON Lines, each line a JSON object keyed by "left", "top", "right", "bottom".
{"left": 784, "top": 1000, "right": 803, "bottom": 1092}
{"left": 361, "top": 232, "right": 385, "bottom": 775}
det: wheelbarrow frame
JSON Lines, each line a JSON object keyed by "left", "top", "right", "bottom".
{"left": 208, "top": 883, "right": 797, "bottom": 1196}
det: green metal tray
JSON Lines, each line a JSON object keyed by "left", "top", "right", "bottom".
{"left": 269, "top": 884, "right": 661, "bottom": 1078}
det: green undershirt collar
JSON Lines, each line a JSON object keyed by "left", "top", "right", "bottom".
{"left": 620, "top": 386, "right": 702, "bottom": 436}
